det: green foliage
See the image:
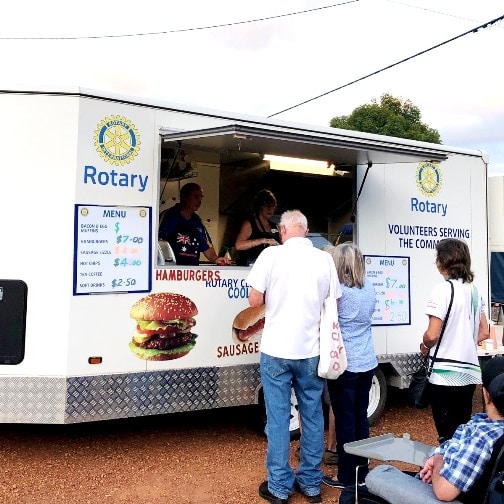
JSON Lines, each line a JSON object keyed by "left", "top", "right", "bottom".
{"left": 329, "top": 93, "right": 441, "bottom": 144}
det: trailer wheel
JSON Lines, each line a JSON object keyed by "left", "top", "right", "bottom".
{"left": 257, "top": 388, "right": 301, "bottom": 441}
{"left": 367, "top": 367, "right": 387, "bottom": 426}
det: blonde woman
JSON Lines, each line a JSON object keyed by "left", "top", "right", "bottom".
{"left": 322, "top": 243, "right": 378, "bottom": 490}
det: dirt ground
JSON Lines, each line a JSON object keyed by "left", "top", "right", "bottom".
{"left": 0, "top": 387, "right": 484, "bottom": 504}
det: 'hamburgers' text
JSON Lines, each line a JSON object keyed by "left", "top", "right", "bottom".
{"left": 155, "top": 269, "right": 221, "bottom": 282}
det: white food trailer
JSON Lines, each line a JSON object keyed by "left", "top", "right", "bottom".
{"left": 0, "top": 86, "right": 490, "bottom": 424}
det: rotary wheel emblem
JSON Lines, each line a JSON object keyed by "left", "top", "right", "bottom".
{"left": 416, "top": 162, "right": 442, "bottom": 197}
{"left": 94, "top": 116, "right": 141, "bottom": 166}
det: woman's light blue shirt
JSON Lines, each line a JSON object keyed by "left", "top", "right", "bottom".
{"left": 338, "top": 280, "right": 378, "bottom": 372}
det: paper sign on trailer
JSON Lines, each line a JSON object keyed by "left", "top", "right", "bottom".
{"left": 365, "top": 255, "right": 411, "bottom": 326}
{"left": 73, "top": 204, "right": 152, "bottom": 295}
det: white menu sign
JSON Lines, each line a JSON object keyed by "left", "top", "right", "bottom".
{"left": 364, "top": 255, "right": 411, "bottom": 326}
{"left": 73, "top": 204, "right": 152, "bottom": 295}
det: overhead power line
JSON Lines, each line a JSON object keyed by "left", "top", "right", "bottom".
{"left": 0, "top": 1, "right": 358, "bottom": 41}
{"left": 267, "top": 13, "right": 504, "bottom": 118}
{"left": 384, "top": 0, "right": 491, "bottom": 24}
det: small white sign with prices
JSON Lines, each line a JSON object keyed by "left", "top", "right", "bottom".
{"left": 364, "top": 255, "right": 411, "bottom": 326}
{"left": 73, "top": 204, "right": 152, "bottom": 295}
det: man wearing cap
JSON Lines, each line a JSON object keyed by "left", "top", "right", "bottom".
{"left": 417, "top": 356, "right": 504, "bottom": 501}
{"left": 352, "top": 357, "right": 504, "bottom": 504}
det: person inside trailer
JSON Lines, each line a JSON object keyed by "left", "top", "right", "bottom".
{"left": 234, "top": 189, "right": 281, "bottom": 266}
{"left": 158, "top": 182, "right": 231, "bottom": 266}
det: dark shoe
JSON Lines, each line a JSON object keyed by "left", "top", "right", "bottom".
{"left": 294, "top": 480, "right": 322, "bottom": 503}
{"left": 322, "top": 476, "right": 346, "bottom": 489}
{"left": 323, "top": 449, "right": 338, "bottom": 465}
{"left": 259, "top": 481, "right": 288, "bottom": 504}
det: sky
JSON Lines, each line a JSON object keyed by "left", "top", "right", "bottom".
{"left": 2, "top": 0, "right": 503, "bottom": 175}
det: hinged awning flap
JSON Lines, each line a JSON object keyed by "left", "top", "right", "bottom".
{"left": 160, "top": 123, "right": 453, "bottom": 165}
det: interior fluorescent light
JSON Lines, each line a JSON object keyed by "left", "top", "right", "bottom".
{"left": 264, "top": 154, "right": 335, "bottom": 176}
{"left": 263, "top": 154, "right": 328, "bottom": 168}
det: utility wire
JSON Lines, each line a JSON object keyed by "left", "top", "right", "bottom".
{"left": 267, "top": 13, "right": 504, "bottom": 118}
{"left": 384, "top": 0, "right": 504, "bottom": 28}
{"left": 0, "top": 1, "right": 358, "bottom": 40}
{"left": 383, "top": 0, "right": 487, "bottom": 23}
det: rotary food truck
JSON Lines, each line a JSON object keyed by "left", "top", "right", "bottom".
{"left": 0, "top": 86, "right": 490, "bottom": 425}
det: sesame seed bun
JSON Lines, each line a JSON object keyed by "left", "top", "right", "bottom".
{"left": 130, "top": 292, "right": 197, "bottom": 321}
{"left": 129, "top": 292, "right": 198, "bottom": 361}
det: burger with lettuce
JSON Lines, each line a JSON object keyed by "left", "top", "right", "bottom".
{"left": 129, "top": 292, "right": 198, "bottom": 360}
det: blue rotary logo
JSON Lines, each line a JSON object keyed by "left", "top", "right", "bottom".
{"left": 416, "top": 161, "right": 442, "bottom": 197}
{"left": 94, "top": 116, "right": 141, "bottom": 166}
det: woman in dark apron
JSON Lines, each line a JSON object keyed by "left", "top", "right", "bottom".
{"left": 235, "top": 189, "right": 281, "bottom": 266}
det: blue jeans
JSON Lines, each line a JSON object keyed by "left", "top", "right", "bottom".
{"left": 327, "top": 368, "right": 376, "bottom": 485}
{"left": 260, "top": 352, "right": 325, "bottom": 499}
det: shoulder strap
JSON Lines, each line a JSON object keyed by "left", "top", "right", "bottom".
{"left": 471, "top": 284, "right": 480, "bottom": 343}
{"left": 328, "top": 260, "right": 335, "bottom": 298}
{"left": 428, "top": 280, "right": 454, "bottom": 374}
{"left": 255, "top": 215, "right": 267, "bottom": 234}
{"left": 246, "top": 214, "right": 262, "bottom": 238}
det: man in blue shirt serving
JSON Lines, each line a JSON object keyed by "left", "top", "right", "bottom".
{"left": 158, "top": 182, "right": 230, "bottom": 266}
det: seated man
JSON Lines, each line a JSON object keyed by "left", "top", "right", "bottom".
{"left": 158, "top": 182, "right": 230, "bottom": 266}
{"left": 342, "top": 357, "right": 504, "bottom": 504}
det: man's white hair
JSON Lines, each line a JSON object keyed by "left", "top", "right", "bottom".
{"left": 279, "top": 210, "right": 308, "bottom": 231}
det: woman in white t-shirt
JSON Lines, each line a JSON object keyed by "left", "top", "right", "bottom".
{"left": 421, "top": 238, "right": 489, "bottom": 443}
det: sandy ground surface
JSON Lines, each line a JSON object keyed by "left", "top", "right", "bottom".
{"left": 0, "top": 387, "right": 484, "bottom": 504}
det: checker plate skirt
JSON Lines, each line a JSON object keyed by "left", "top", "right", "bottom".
{"left": 0, "top": 376, "right": 66, "bottom": 423}
{"left": 0, "top": 365, "right": 261, "bottom": 424}
{"left": 0, "top": 354, "right": 424, "bottom": 424}
{"left": 377, "top": 352, "right": 424, "bottom": 383}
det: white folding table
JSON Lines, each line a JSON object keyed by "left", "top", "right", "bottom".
{"left": 343, "top": 433, "right": 434, "bottom": 503}
{"left": 344, "top": 432, "right": 433, "bottom": 466}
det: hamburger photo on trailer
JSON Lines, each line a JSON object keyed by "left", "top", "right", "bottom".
{"left": 129, "top": 292, "right": 198, "bottom": 360}
{"left": 232, "top": 304, "right": 265, "bottom": 344}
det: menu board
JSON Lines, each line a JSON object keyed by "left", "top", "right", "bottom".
{"left": 73, "top": 205, "right": 152, "bottom": 295}
{"left": 364, "top": 255, "right": 410, "bottom": 326}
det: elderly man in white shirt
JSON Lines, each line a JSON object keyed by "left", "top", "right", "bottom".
{"left": 247, "top": 209, "right": 341, "bottom": 504}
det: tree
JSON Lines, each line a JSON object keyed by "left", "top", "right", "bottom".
{"left": 330, "top": 93, "right": 442, "bottom": 144}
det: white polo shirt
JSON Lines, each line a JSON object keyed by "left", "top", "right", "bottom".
{"left": 426, "top": 279, "right": 484, "bottom": 385}
{"left": 246, "top": 237, "right": 341, "bottom": 359}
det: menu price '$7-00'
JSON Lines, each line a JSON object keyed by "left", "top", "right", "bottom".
{"left": 116, "top": 235, "right": 144, "bottom": 244}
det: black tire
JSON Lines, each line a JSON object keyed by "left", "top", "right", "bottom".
{"left": 367, "top": 367, "right": 387, "bottom": 426}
